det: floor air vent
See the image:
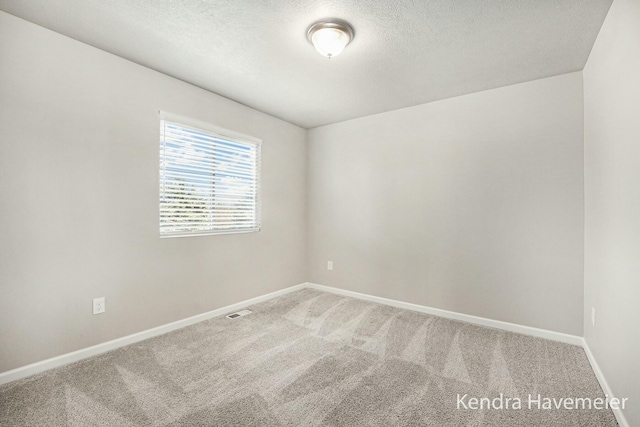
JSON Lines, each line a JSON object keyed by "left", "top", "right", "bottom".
{"left": 226, "top": 309, "right": 252, "bottom": 319}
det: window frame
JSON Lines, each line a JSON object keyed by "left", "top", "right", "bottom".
{"left": 158, "top": 111, "right": 262, "bottom": 238}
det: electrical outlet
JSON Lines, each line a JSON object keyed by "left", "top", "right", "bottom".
{"left": 93, "top": 297, "right": 105, "bottom": 315}
{"left": 327, "top": 261, "right": 333, "bottom": 271}
{"left": 591, "top": 307, "right": 596, "bottom": 326}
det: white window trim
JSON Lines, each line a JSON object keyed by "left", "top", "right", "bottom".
{"left": 158, "top": 111, "right": 262, "bottom": 238}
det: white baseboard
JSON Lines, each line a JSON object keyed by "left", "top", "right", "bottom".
{"left": 582, "top": 339, "right": 630, "bottom": 427}
{"left": 305, "top": 283, "right": 630, "bottom": 427}
{"left": 305, "top": 282, "right": 584, "bottom": 346}
{"left": 2, "top": 280, "right": 624, "bottom": 427}
{"left": 0, "top": 282, "right": 307, "bottom": 386}
{"left": 306, "top": 283, "right": 631, "bottom": 424}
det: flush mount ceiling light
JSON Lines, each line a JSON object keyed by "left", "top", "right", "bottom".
{"left": 307, "top": 19, "right": 355, "bottom": 58}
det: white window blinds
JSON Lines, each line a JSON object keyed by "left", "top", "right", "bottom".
{"left": 159, "top": 113, "right": 261, "bottom": 237}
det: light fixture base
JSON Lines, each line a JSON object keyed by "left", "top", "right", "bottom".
{"left": 307, "top": 19, "right": 355, "bottom": 58}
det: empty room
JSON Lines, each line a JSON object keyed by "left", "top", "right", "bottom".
{"left": 0, "top": 0, "right": 638, "bottom": 426}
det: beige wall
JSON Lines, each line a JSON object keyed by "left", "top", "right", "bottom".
{"left": 584, "top": 0, "right": 640, "bottom": 424}
{"left": 308, "top": 72, "right": 585, "bottom": 336}
{"left": 0, "top": 12, "right": 307, "bottom": 373}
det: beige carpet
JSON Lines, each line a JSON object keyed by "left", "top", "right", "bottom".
{"left": 0, "top": 289, "right": 617, "bottom": 426}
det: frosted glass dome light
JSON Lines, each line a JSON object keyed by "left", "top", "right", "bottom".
{"left": 307, "top": 19, "right": 355, "bottom": 58}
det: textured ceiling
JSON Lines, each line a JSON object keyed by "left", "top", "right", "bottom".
{"left": 0, "top": 0, "right": 612, "bottom": 128}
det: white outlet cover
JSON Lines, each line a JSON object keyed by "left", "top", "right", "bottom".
{"left": 93, "top": 297, "right": 105, "bottom": 315}
{"left": 327, "top": 261, "right": 333, "bottom": 271}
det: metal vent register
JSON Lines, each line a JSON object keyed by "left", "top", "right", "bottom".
{"left": 225, "top": 309, "right": 252, "bottom": 319}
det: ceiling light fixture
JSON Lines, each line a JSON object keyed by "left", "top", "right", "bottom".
{"left": 307, "top": 19, "right": 355, "bottom": 59}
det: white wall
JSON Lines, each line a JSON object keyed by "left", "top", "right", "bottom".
{"left": 308, "top": 72, "right": 585, "bottom": 336}
{"left": 0, "top": 11, "right": 307, "bottom": 373}
{"left": 584, "top": 0, "right": 640, "bottom": 424}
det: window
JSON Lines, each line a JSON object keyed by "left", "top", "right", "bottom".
{"left": 159, "top": 112, "right": 261, "bottom": 237}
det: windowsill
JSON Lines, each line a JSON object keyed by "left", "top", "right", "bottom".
{"left": 159, "top": 227, "right": 260, "bottom": 239}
